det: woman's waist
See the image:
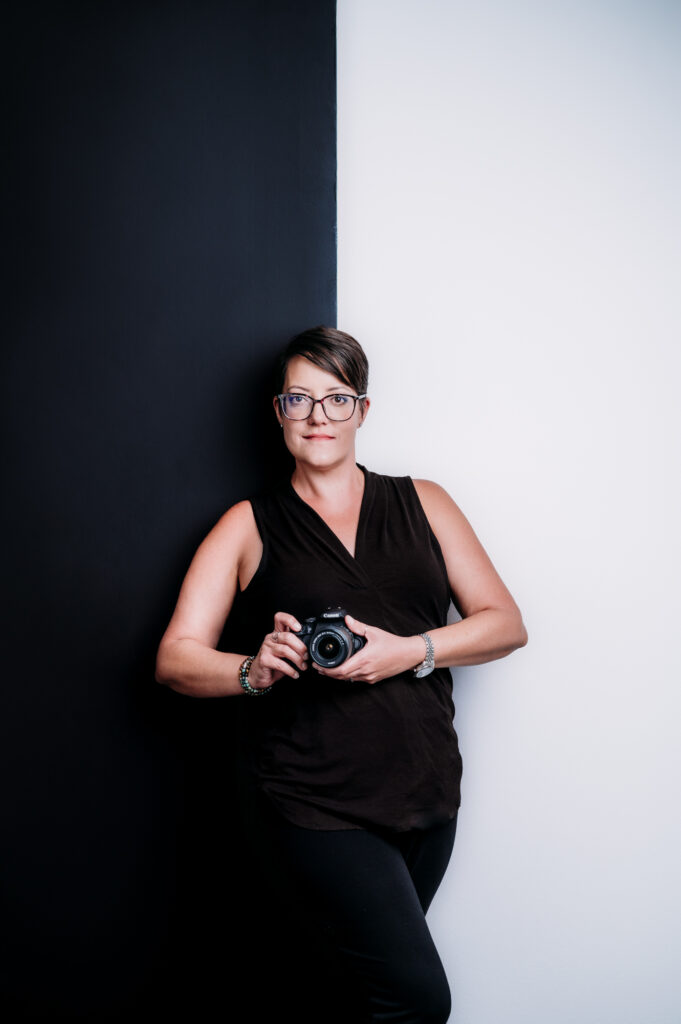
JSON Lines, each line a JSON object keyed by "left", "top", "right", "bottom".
{"left": 249, "top": 671, "right": 457, "bottom": 760}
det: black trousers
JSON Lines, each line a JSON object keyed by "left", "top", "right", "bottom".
{"left": 261, "top": 801, "right": 458, "bottom": 1024}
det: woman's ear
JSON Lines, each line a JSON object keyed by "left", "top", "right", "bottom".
{"left": 358, "top": 397, "right": 371, "bottom": 426}
{"left": 273, "top": 394, "right": 283, "bottom": 427}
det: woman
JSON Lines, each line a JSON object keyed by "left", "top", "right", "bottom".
{"left": 155, "top": 326, "right": 527, "bottom": 1023}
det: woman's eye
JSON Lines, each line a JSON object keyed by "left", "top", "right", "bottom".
{"left": 289, "top": 395, "right": 305, "bottom": 403}
{"left": 331, "top": 395, "right": 350, "bottom": 404}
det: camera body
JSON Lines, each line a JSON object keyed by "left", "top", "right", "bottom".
{"left": 296, "top": 608, "right": 366, "bottom": 668}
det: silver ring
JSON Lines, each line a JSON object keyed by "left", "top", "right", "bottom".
{"left": 272, "top": 631, "right": 279, "bottom": 644}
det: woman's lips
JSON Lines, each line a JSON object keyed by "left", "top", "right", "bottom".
{"left": 303, "top": 434, "right": 334, "bottom": 440}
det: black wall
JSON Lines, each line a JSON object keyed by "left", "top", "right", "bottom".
{"left": 2, "top": 2, "right": 339, "bottom": 1018}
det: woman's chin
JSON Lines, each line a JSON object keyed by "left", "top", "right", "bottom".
{"left": 294, "top": 445, "right": 352, "bottom": 469}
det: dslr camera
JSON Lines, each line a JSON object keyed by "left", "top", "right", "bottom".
{"left": 296, "top": 608, "right": 366, "bottom": 668}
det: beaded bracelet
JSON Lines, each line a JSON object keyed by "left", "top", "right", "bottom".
{"left": 239, "top": 655, "right": 274, "bottom": 696}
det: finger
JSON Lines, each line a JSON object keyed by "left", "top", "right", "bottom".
{"left": 344, "top": 613, "right": 368, "bottom": 637}
{"left": 315, "top": 655, "right": 364, "bottom": 680}
{"left": 336, "top": 648, "right": 365, "bottom": 674}
{"left": 261, "top": 654, "right": 302, "bottom": 680}
{"left": 315, "top": 667, "right": 364, "bottom": 684}
{"left": 269, "top": 641, "right": 308, "bottom": 671}
{"left": 274, "top": 611, "right": 302, "bottom": 633}
{"left": 269, "top": 632, "right": 308, "bottom": 658}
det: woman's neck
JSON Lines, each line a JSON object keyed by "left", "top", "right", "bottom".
{"left": 291, "top": 458, "right": 364, "bottom": 506}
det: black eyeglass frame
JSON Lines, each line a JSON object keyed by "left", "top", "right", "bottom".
{"left": 277, "top": 393, "right": 368, "bottom": 422}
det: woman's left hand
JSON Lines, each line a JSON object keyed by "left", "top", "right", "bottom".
{"left": 312, "top": 614, "right": 426, "bottom": 686}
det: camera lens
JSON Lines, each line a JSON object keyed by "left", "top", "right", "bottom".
{"left": 319, "top": 636, "right": 341, "bottom": 660}
{"left": 311, "top": 629, "right": 349, "bottom": 668}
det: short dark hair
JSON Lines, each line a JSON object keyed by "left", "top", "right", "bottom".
{"left": 276, "top": 325, "right": 369, "bottom": 398}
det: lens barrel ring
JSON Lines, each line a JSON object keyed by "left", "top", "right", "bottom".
{"left": 310, "top": 627, "right": 351, "bottom": 668}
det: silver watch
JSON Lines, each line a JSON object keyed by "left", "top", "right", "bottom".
{"left": 413, "top": 632, "right": 435, "bottom": 678}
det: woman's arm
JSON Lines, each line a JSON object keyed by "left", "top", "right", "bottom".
{"left": 155, "top": 501, "right": 307, "bottom": 696}
{"left": 413, "top": 478, "right": 528, "bottom": 667}
{"left": 313, "top": 479, "right": 527, "bottom": 685}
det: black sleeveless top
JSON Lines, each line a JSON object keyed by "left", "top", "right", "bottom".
{"left": 230, "top": 465, "right": 463, "bottom": 832}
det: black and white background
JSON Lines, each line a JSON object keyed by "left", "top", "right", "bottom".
{"left": 3, "top": 1, "right": 681, "bottom": 1021}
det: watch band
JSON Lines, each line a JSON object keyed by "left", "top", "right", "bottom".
{"left": 413, "top": 632, "right": 435, "bottom": 678}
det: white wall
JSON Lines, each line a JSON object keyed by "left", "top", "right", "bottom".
{"left": 337, "top": 2, "right": 681, "bottom": 1022}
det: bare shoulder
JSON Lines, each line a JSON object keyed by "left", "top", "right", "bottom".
{"left": 412, "top": 477, "right": 520, "bottom": 618}
{"left": 202, "top": 499, "right": 259, "bottom": 552}
{"left": 412, "top": 478, "right": 470, "bottom": 530}
{"left": 159, "top": 500, "right": 261, "bottom": 650}
{"left": 412, "top": 476, "right": 489, "bottom": 574}
{"left": 217, "top": 498, "right": 257, "bottom": 528}
{"left": 204, "top": 499, "right": 263, "bottom": 593}
{"left": 181, "top": 499, "right": 261, "bottom": 593}
{"left": 412, "top": 478, "right": 455, "bottom": 505}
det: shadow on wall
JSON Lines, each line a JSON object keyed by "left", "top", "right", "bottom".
{"left": 1, "top": 339, "right": 343, "bottom": 1023}
{"left": 136, "top": 356, "right": 355, "bottom": 1023}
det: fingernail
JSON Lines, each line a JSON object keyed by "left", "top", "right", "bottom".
{"left": 293, "top": 622, "right": 301, "bottom": 631}
{"left": 294, "top": 672, "right": 299, "bottom": 679}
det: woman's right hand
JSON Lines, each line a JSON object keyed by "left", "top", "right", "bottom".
{"left": 247, "top": 612, "right": 309, "bottom": 690}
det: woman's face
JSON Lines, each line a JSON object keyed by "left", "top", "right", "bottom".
{"left": 274, "top": 355, "right": 369, "bottom": 470}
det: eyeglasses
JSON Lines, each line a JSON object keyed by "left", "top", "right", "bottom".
{"left": 277, "top": 393, "right": 367, "bottom": 422}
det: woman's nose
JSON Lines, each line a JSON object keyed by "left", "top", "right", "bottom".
{"left": 308, "top": 399, "right": 328, "bottom": 423}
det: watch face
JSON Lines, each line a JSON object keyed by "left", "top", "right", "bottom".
{"left": 414, "top": 663, "right": 434, "bottom": 678}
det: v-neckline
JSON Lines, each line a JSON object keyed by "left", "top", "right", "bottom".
{"left": 287, "top": 464, "right": 371, "bottom": 563}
